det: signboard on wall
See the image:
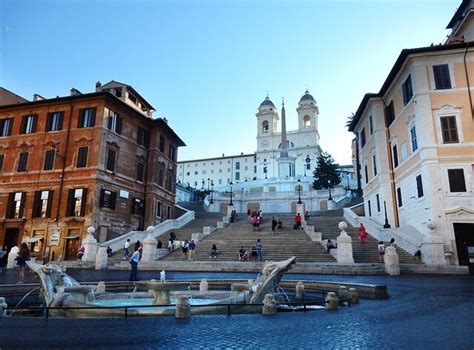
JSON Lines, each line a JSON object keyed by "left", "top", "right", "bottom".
{"left": 49, "top": 224, "right": 60, "bottom": 246}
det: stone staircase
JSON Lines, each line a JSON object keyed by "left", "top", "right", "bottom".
{"left": 308, "top": 209, "right": 420, "bottom": 264}
{"left": 162, "top": 212, "right": 336, "bottom": 263}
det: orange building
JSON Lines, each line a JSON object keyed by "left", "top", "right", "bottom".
{"left": 0, "top": 82, "right": 185, "bottom": 261}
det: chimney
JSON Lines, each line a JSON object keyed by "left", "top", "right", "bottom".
{"left": 162, "top": 117, "right": 168, "bottom": 124}
{"left": 95, "top": 81, "right": 102, "bottom": 91}
{"left": 33, "top": 94, "right": 45, "bottom": 101}
{"left": 70, "top": 88, "right": 82, "bottom": 96}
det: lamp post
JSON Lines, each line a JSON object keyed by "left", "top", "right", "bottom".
{"left": 383, "top": 201, "right": 391, "bottom": 228}
{"left": 201, "top": 179, "right": 205, "bottom": 190}
{"left": 207, "top": 178, "right": 210, "bottom": 191}
{"left": 210, "top": 180, "right": 214, "bottom": 204}
{"left": 229, "top": 181, "right": 233, "bottom": 206}
{"left": 297, "top": 179, "right": 302, "bottom": 204}
{"left": 328, "top": 179, "right": 332, "bottom": 201}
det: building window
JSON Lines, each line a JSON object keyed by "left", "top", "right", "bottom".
{"left": 6, "top": 192, "right": 25, "bottom": 218}
{"left": 440, "top": 116, "right": 459, "bottom": 143}
{"left": 236, "top": 162, "right": 240, "bottom": 170}
{"left": 186, "top": 172, "right": 190, "bottom": 176}
{"left": 46, "top": 112, "right": 63, "bottom": 132}
{"left": 137, "top": 161, "right": 144, "bottom": 182}
{"left": 106, "top": 149, "right": 116, "bottom": 172}
{"left": 235, "top": 172, "right": 240, "bottom": 181}
{"left": 392, "top": 145, "right": 399, "bottom": 168}
{"left": 397, "top": 187, "right": 403, "bottom": 207}
{"left": 100, "top": 189, "right": 116, "bottom": 209}
{"left": 20, "top": 115, "right": 37, "bottom": 134}
{"left": 0, "top": 154, "right": 4, "bottom": 173}
{"left": 107, "top": 110, "right": 122, "bottom": 134}
{"left": 373, "top": 155, "right": 377, "bottom": 176}
{"left": 166, "top": 175, "right": 174, "bottom": 191}
{"left": 306, "top": 163, "right": 311, "bottom": 170}
{"left": 194, "top": 171, "right": 198, "bottom": 175}
{"left": 303, "top": 115, "right": 311, "bottom": 128}
{"left": 368, "top": 200, "right": 371, "bottom": 217}
{"left": 448, "top": 169, "right": 466, "bottom": 192}
{"left": 402, "top": 74, "right": 413, "bottom": 105}
{"left": 262, "top": 120, "right": 269, "bottom": 133}
{"left": 433, "top": 64, "right": 451, "bottom": 90}
{"left": 400, "top": 142, "right": 408, "bottom": 162}
{"left": 169, "top": 145, "right": 176, "bottom": 161}
{"left": 17, "top": 152, "right": 28, "bottom": 172}
{"left": 359, "top": 128, "right": 366, "bottom": 148}
{"left": 369, "top": 116, "right": 373, "bottom": 135}
{"left": 33, "top": 190, "right": 53, "bottom": 218}
{"left": 0, "top": 118, "right": 13, "bottom": 137}
{"left": 66, "top": 188, "right": 87, "bottom": 216}
{"left": 416, "top": 174, "right": 424, "bottom": 198}
{"left": 76, "top": 147, "right": 88, "bottom": 168}
{"left": 43, "top": 149, "right": 56, "bottom": 170}
{"left": 159, "top": 135, "right": 165, "bottom": 152}
{"left": 376, "top": 194, "right": 380, "bottom": 212}
{"left": 156, "top": 201, "right": 162, "bottom": 218}
{"left": 132, "top": 198, "right": 144, "bottom": 215}
{"left": 364, "top": 165, "right": 368, "bottom": 184}
{"left": 159, "top": 169, "right": 164, "bottom": 187}
{"left": 254, "top": 166, "right": 257, "bottom": 173}
{"left": 137, "top": 127, "right": 149, "bottom": 147}
{"left": 219, "top": 169, "right": 222, "bottom": 173}
{"left": 78, "top": 108, "right": 96, "bottom": 128}
{"left": 385, "top": 101, "right": 395, "bottom": 126}
{"left": 410, "top": 125, "right": 418, "bottom": 151}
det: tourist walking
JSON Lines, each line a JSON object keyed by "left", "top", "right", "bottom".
{"left": 271, "top": 217, "right": 277, "bottom": 235}
{"left": 123, "top": 239, "right": 130, "bottom": 260}
{"left": 188, "top": 240, "right": 196, "bottom": 261}
{"left": 77, "top": 245, "right": 85, "bottom": 260}
{"left": 182, "top": 240, "right": 189, "bottom": 257}
{"left": 377, "top": 241, "right": 385, "bottom": 262}
{"left": 358, "top": 223, "right": 368, "bottom": 243}
{"left": 294, "top": 213, "right": 302, "bottom": 230}
{"left": 277, "top": 219, "right": 283, "bottom": 230}
{"left": 129, "top": 246, "right": 140, "bottom": 281}
{"left": 390, "top": 238, "right": 396, "bottom": 246}
{"left": 16, "top": 242, "right": 30, "bottom": 284}
{"left": 210, "top": 244, "right": 218, "bottom": 259}
{"left": 256, "top": 239, "right": 263, "bottom": 262}
{"left": 326, "top": 239, "right": 336, "bottom": 253}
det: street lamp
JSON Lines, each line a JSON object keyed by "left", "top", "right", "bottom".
{"left": 383, "top": 201, "right": 391, "bottom": 228}
{"left": 328, "top": 179, "right": 332, "bottom": 201}
{"left": 207, "top": 178, "right": 210, "bottom": 191}
{"left": 297, "top": 179, "right": 302, "bottom": 204}
{"left": 201, "top": 179, "right": 205, "bottom": 190}
{"left": 210, "top": 180, "right": 214, "bottom": 204}
{"left": 229, "top": 181, "right": 233, "bottom": 206}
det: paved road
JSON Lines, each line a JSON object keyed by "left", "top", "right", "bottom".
{"left": 0, "top": 269, "right": 473, "bottom": 349}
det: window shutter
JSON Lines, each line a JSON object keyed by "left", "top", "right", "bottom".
{"left": 111, "top": 191, "right": 117, "bottom": 210}
{"left": 66, "top": 189, "right": 75, "bottom": 216}
{"left": 99, "top": 189, "right": 105, "bottom": 207}
{"left": 6, "top": 193, "right": 15, "bottom": 218}
{"left": 33, "top": 191, "right": 41, "bottom": 218}
{"left": 46, "top": 113, "right": 52, "bottom": 131}
{"left": 78, "top": 109, "right": 84, "bottom": 128}
{"left": 46, "top": 190, "right": 53, "bottom": 217}
{"left": 31, "top": 115, "right": 37, "bottom": 133}
{"left": 107, "top": 115, "right": 112, "bottom": 130}
{"left": 19, "top": 192, "right": 26, "bottom": 217}
{"left": 116, "top": 116, "right": 122, "bottom": 134}
{"left": 80, "top": 188, "right": 88, "bottom": 216}
{"left": 90, "top": 108, "right": 96, "bottom": 127}
{"left": 20, "top": 116, "right": 26, "bottom": 133}
{"left": 58, "top": 112, "right": 64, "bottom": 130}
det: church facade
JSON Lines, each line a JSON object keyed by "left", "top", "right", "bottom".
{"left": 177, "top": 90, "right": 322, "bottom": 189}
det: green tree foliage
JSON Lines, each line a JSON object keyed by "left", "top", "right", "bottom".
{"left": 312, "top": 152, "right": 341, "bottom": 190}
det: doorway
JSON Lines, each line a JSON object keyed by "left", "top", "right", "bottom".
{"left": 453, "top": 223, "right": 474, "bottom": 274}
{"left": 4, "top": 228, "right": 20, "bottom": 252}
{"left": 64, "top": 229, "right": 80, "bottom": 260}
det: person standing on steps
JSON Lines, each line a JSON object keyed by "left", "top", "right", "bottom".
{"left": 271, "top": 217, "right": 277, "bottom": 235}
{"left": 377, "top": 241, "right": 385, "bottom": 263}
{"left": 16, "top": 242, "right": 30, "bottom": 284}
{"left": 358, "top": 223, "right": 368, "bottom": 243}
{"left": 188, "top": 240, "right": 196, "bottom": 261}
{"left": 256, "top": 239, "right": 263, "bottom": 262}
{"left": 123, "top": 239, "right": 130, "bottom": 260}
{"left": 294, "top": 213, "right": 302, "bottom": 230}
{"left": 129, "top": 246, "right": 140, "bottom": 281}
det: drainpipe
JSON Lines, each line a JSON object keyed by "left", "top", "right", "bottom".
{"left": 463, "top": 43, "right": 474, "bottom": 119}
{"left": 380, "top": 97, "right": 399, "bottom": 228}
{"left": 55, "top": 104, "right": 74, "bottom": 220}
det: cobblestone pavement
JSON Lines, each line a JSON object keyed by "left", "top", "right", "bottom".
{"left": 0, "top": 269, "right": 473, "bottom": 349}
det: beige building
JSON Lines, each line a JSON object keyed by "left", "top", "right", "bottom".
{"left": 349, "top": 2, "right": 474, "bottom": 269}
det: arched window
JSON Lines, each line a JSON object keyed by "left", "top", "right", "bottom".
{"left": 262, "top": 120, "right": 269, "bottom": 133}
{"left": 277, "top": 141, "right": 295, "bottom": 149}
{"left": 303, "top": 115, "right": 311, "bottom": 128}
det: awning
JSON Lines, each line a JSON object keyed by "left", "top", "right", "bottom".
{"left": 64, "top": 235, "right": 79, "bottom": 239}
{"left": 24, "top": 236, "right": 44, "bottom": 243}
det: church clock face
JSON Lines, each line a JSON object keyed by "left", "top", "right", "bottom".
{"left": 261, "top": 139, "right": 270, "bottom": 148}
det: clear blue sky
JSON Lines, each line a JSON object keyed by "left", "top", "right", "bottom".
{"left": 0, "top": 0, "right": 459, "bottom": 164}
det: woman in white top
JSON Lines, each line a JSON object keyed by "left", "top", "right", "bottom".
{"left": 377, "top": 241, "right": 385, "bottom": 263}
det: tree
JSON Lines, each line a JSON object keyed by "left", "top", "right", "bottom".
{"left": 312, "top": 152, "right": 341, "bottom": 190}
